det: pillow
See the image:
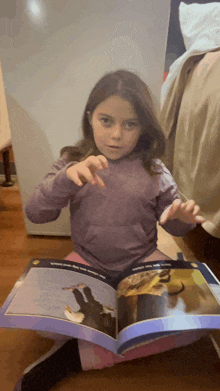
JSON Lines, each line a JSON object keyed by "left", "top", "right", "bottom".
{"left": 179, "top": 2, "right": 220, "bottom": 50}
{"left": 161, "top": 2, "right": 220, "bottom": 105}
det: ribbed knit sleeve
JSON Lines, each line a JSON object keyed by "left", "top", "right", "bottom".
{"left": 25, "top": 158, "right": 82, "bottom": 224}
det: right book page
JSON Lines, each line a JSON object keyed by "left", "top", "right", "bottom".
{"left": 116, "top": 260, "right": 220, "bottom": 355}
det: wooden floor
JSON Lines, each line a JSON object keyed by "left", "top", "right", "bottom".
{"left": 1, "top": 181, "right": 220, "bottom": 391}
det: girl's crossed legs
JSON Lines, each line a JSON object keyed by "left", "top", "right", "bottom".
{"left": 14, "top": 250, "right": 206, "bottom": 390}
{"left": 62, "top": 250, "right": 206, "bottom": 370}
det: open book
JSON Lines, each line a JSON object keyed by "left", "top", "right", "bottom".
{"left": 1, "top": 258, "right": 220, "bottom": 355}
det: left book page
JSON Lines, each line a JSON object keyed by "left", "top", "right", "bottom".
{"left": 0, "top": 259, "right": 118, "bottom": 353}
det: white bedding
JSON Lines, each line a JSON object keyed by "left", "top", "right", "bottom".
{"left": 161, "top": 1, "right": 220, "bottom": 106}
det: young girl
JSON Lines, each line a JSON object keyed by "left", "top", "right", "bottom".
{"left": 15, "top": 70, "right": 206, "bottom": 391}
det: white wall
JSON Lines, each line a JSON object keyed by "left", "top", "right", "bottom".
{"left": 0, "top": 0, "right": 171, "bottom": 236}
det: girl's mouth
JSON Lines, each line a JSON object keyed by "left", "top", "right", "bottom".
{"left": 107, "top": 145, "right": 121, "bottom": 149}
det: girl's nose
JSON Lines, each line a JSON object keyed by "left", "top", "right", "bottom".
{"left": 111, "top": 125, "right": 122, "bottom": 139}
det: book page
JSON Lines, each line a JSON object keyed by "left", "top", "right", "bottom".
{"left": 1, "top": 259, "right": 117, "bottom": 352}
{"left": 116, "top": 260, "right": 220, "bottom": 354}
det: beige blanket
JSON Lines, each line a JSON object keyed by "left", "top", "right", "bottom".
{"left": 160, "top": 51, "right": 220, "bottom": 238}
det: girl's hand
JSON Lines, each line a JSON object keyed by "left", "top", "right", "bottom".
{"left": 66, "top": 155, "right": 108, "bottom": 188}
{"left": 159, "top": 199, "right": 206, "bottom": 225}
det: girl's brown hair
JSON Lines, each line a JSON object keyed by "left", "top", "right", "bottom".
{"left": 60, "top": 69, "right": 165, "bottom": 175}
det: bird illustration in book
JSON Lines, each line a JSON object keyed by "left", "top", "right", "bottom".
{"left": 62, "top": 283, "right": 116, "bottom": 338}
{"left": 117, "top": 269, "right": 185, "bottom": 298}
{"left": 117, "top": 269, "right": 186, "bottom": 330}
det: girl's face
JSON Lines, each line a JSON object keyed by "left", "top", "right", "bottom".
{"left": 89, "top": 95, "right": 141, "bottom": 160}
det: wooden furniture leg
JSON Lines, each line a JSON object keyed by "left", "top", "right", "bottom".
{"left": 1, "top": 149, "right": 14, "bottom": 187}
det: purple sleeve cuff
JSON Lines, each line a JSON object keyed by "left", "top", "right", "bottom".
{"left": 161, "top": 218, "right": 196, "bottom": 236}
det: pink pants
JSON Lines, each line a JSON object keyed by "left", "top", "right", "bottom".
{"left": 62, "top": 251, "right": 207, "bottom": 370}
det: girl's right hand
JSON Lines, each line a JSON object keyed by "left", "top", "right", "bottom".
{"left": 66, "top": 155, "right": 108, "bottom": 188}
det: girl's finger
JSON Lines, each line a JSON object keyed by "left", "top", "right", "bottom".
{"left": 92, "top": 173, "right": 106, "bottom": 188}
{"left": 194, "top": 215, "right": 206, "bottom": 224}
{"left": 77, "top": 166, "right": 98, "bottom": 185}
{"left": 85, "top": 156, "right": 108, "bottom": 171}
{"left": 166, "top": 199, "right": 181, "bottom": 218}
{"left": 79, "top": 165, "right": 106, "bottom": 188}
{"left": 170, "top": 199, "right": 182, "bottom": 215}
{"left": 192, "top": 205, "right": 200, "bottom": 216}
{"left": 90, "top": 166, "right": 106, "bottom": 188}
{"left": 67, "top": 170, "right": 84, "bottom": 186}
{"left": 182, "top": 200, "right": 196, "bottom": 213}
{"left": 160, "top": 199, "right": 181, "bottom": 224}
{"left": 85, "top": 156, "right": 103, "bottom": 170}
{"left": 67, "top": 158, "right": 107, "bottom": 187}
{"left": 166, "top": 199, "right": 183, "bottom": 221}
{"left": 97, "top": 155, "right": 109, "bottom": 169}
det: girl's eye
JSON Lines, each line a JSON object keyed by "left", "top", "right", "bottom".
{"left": 125, "top": 122, "right": 139, "bottom": 129}
{"left": 100, "top": 118, "right": 111, "bottom": 126}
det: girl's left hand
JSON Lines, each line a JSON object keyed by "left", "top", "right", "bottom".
{"left": 159, "top": 199, "right": 206, "bottom": 225}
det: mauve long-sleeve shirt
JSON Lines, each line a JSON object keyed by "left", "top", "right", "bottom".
{"left": 25, "top": 154, "right": 195, "bottom": 275}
